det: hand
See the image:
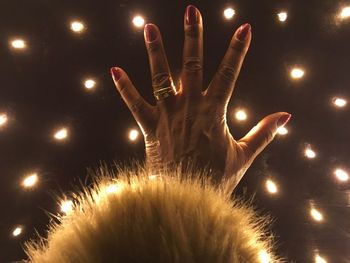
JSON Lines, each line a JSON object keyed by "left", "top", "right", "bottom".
{"left": 110, "top": 5, "right": 291, "bottom": 192}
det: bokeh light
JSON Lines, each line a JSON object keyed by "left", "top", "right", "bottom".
{"left": 305, "top": 147, "right": 316, "bottom": 159}
{"left": 10, "top": 39, "right": 26, "bottom": 49}
{"left": 315, "top": 254, "right": 327, "bottom": 263}
{"left": 70, "top": 21, "right": 85, "bottom": 32}
{"left": 235, "top": 110, "right": 247, "bottom": 121}
{"left": 277, "top": 12, "right": 288, "bottom": 22}
{"left": 54, "top": 128, "right": 68, "bottom": 140}
{"left": 132, "top": 15, "right": 145, "bottom": 27}
{"left": 266, "top": 179, "right": 278, "bottom": 194}
{"left": 128, "top": 129, "right": 139, "bottom": 141}
{"left": 310, "top": 208, "right": 323, "bottom": 222}
{"left": 12, "top": 226, "right": 23, "bottom": 237}
{"left": 340, "top": 6, "right": 350, "bottom": 19}
{"left": 223, "top": 8, "right": 235, "bottom": 19}
{"left": 22, "top": 173, "right": 38, "bottom": 188}
{"left": 0, "top": 113, "right": 8, "bottom": 127}
{"left": 334, "top": 168, "right": 349, "bottom": 182}
{"left": 259, "top": 249, "right": 270, "bottom": 263}
{"left": 84, "top": 79, "right": 96, "bottom": 90}
{"left": 277, "top": 126, "right": 288, "bottom": 135}
{"left": 332, "top": 97, "right": 347, "bottom": 108}
{"left": 60, "top": 200, "right": 73, "bottom": 214}
{"left": 290, "top": 68, "right": 305, "bottom": 79}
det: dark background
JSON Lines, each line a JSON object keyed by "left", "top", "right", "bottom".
{"left": 0, "top": 0, "right": 349, "bottom": 262}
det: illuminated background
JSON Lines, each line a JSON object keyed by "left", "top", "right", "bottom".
{"left": 0, "top": 0, "right": 349, "bottom": 262}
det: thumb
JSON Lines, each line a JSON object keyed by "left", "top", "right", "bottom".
{"left": 238, "top": 112, "right": 291, "bottom": 160}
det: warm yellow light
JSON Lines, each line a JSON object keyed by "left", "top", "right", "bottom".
{"left": 54, "top": 128, "right": 68, "bottom": 140}
{"left": 61, "top": 200, "right": 73, "bottom": 214}
{"left": 315, "top": 255, "right": 327, "bottom": 263}
{"left": 22, "top": 173, "right": 38, "bottom": 188}
{"left": 106, "top": 183, "right": 122, "bottom": 194}
{"left": 128, "top": 129, "right": 139, "bottom": 141}
{"left": 277, "top": 126, "right": 288, "bottom": 135}
{"left": 291, "top": 68, "right": 305, "bottom": 79}
{"left": 266, "top": 179, "right": 278, "bottom": 194}
{"left": 333, "top": 97, "right": 347, "bottom": 107}
{"left": 259, "top": 250, "right": 270, "bottom": 263}
{"left": 305, "top": 147, "right": 316, "bottom": 159}
{"left": 310, "top": 208, "right": 323, "bottom": 222}
{"left": 11, "top": 39, "right": 26, "bottom": 49}
{"left": 340, "top": 6, "right": 350, "bottom": 19}
{"left": 0, "top": 114, "right": 8, "bottom": 126}
{"left": 132, "top": 16, "right": 145, "bottom": 27}
{"left": 334, "top": 168, "right": 349, "bottom": 182}
{"left": 223, "top": 8, "right": 235, "bottom": 19}
{"left": 278, "top": 12, "right": 288, "bottom": 22}
{"left": 12, "top": 226, "right": 23, "bottom": 237}
{"left": 235, "top": 110, "right": 247, "bottom": 121}
{"left": 84, "top": 79, "right": 96, "bottom": 89}
{"left": 70, "top": 21, "right": 85, "bottom": 32}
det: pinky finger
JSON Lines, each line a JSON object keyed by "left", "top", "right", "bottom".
{"left": 111, "top": 67, "right": 156, "bottom": 131}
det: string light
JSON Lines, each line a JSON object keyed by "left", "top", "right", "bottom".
{"left": 22, "top": 173, "right": 38, "bottom": 188}
{"left": 12, "top": 226, "right": 23, "bottom": 237}
{"left": 259, "top": 250, "right": 270, "bottom": 263}
{"left": 310, "top": 208, "right": 323, "bottom": 222}
{"left": 334, "top": 168, "right": 349, "bottom": 182}
{"left": 277, "top": 126, "right": 288, "bottom": 135}
{"left": 54, "top": 128, "right": 68, "bottom": 140}
{"left": 332, "top": 97, "right": 347, "bottom": 108}
{"left": 340, "top": 6, "right": 350, "bottom": 19}
{"left": 265, "top": 179, "right": 278, "bottom": 194}
{"left": 84, "top": 79, "right": 96, "bottom": 90}
{"left": 315, "top": 254, "right": 327, "bottom": 263}
{"left": 290, "top": 68, "right": 305, "bottom": 79}
{"left": 10, "top": 39, "right": 26, "bottom": 49}
{"left": 60, "top": 200, "right": 73, "bottom": 214}
{"left": 128, "top": 129, "right": 139, "bottom": 141}
{"left": 305, "top": 146, "right": 316, "bottom": 159}
{"left": 0, "top": 113, "right": 8, "bottom": 127}
{"left": 70, "top": 21, "right": 85, "bottom": 32}
{"left": 132, "top": 16, "right": 145, "bottom": 27}
{"left": 277, "top": 12, "right": 288, "bottom": 22}
{"left": 223, "top": 8, "right": 235, "bottom": 19}
{"left": 235, "top": 109, "right": 247, "bottom": 121}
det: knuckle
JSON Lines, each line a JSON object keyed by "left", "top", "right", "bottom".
{"left": 183, "top": 56, "right": 202, "bottom": 73}
{"left": 152, "top": 72, "right": 172, "bottom": 89}
{"left": 230, "top": 40, "right": 245, "bottom": 53}
{"left": 185, "top": 25, "right": 202, "bottom": 39}
{"left": 130, "top": 97, "right": 144, "bottom": 113}
{"left": 146, "top": 41, "right": 161, "bottom": 54}
{"left": 218, "top": 63, "right": 237, "bottom": 85}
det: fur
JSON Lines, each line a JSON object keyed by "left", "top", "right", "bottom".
{"left": 23, "top": 164, "right": 281, "bottom": 263}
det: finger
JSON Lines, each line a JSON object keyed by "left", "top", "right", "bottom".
{"left": 144, "top": 23, "right": 177, "bottom": 105}
{"left": 111, "top": 67, "right": 157, "bottom": 131}
{"left": 238, "top": 112, "right": 291, "bottom": 160}
{"left": 206, "top": 23, "right": 252, "bottom": 110}
{"left": 181, "top": 5, "right": 203, "bottom": 97}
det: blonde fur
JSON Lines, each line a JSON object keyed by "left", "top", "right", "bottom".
{"left": 23, "top": 163, "right": 281, "bottom": 263}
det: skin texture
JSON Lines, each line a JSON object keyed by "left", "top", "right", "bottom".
{"left": 111, "top": 5, "right": 291, "bottom": 192}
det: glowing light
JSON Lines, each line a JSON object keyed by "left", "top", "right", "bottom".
{"left": 70, "top": 21, "right": 85, "bottom": 32}
{"left": 334, "top": 168, "right": 349, "bottom": 182}
{"left": 12, "top": 226, "right": 23, "bottom": 237}
{"left": 128, "top": 129, "right": 139, "bottom": 141}
{"left": 84, "top": 79, "right": 96, "bottom": 89}
{"left": 290, "top": 68, "right": 305, "bottom": 79}
{"left": 277, "top": 12, "right": 288, "bottom": 22}
{"left": 61, "top": 200, "right": 73, "bottom": 214}
{"left": 223, "top": 8, "right": 235, "bottom": 19}
{"left": 235, "top": 110, "right": 247, "bottom": 121}
{"left": 333, "top": 97, "right": 347, "bottom": 107}
{"left": 305, "top": 147, "right": 316, "bottom": 159}
{"left": 11, "top": 39, "right": 26, "bottom": 49}
{"left": 315, "top": 255, "right": 327, "bottom": 263}
{"left": 266, "top": 179, "right": 278, "bottom": 194}
{"left": 340, "top": 6, "right": 350, "bottom": 19}
{"left": 132, "top": 16, "right": 145, "bottom": 27}
{"left": 259, "top": 250, "right": 270, "bottom": 263}
{"left": 54, "top": 128, "right": 68, "bottom": 140}
{"left": 277, "top": 126, "right": 288, "bottom": 135}
{"left": 0, "top": 114, "right": 8, "bottom": 127}
{"left": 106, "top": 183, "right": 122, "bottom": 194}
{"left": 22, "top": 173, "right": 38, "bottom": 188}
{"left": 310, "top": 208, "right": 323, "bottom": 222}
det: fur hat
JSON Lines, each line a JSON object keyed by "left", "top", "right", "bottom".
{"left": 24, "top": 164, "right": 281, "bottom": 263}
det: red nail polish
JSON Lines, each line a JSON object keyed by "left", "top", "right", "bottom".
{"left": 186, "top": 5, "right": 198, "bottom": 25}
{"left": 236, "top": 23, "right": 251, "bottom": 41}
{"left": 145, "top": 24, "right": 157, "bottom": 43}
{"left": 111, "top": 67, "right": 121, "bottom": 81}
{"left": 277, "top": 113, "right": 291, "bottom": 127}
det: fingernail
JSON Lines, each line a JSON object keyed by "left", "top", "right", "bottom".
{"left": 236, "top": 23, "right": 251, "bottom": 41}
{"left": 110, "top": 67, "right": 122, "bottom": 82}
{"left": 186, "top": 5, "right": 198, "bottom": 25}
{"left": 277, "top": 113, "right": 291, "bottom": 127}
{"left": 145, "top": 24, "right": 158, "bottom": 43}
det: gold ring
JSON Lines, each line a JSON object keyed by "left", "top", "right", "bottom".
{"left": 153, "top": 86, "right": 177, "bottom": 101}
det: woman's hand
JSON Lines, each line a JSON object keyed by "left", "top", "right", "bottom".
{"left": 110, "top": 5, "right": 291, "bottom": 192}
